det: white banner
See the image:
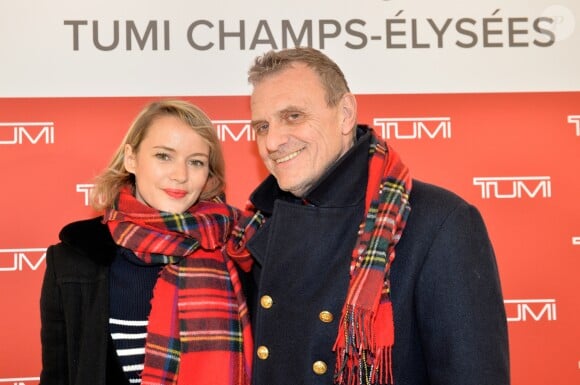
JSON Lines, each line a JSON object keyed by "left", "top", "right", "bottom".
{"left": 1, "top": 0, "right": 578, "bottom": 96}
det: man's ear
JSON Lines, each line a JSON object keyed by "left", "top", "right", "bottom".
{"left": 124, "top": 144, "right": 136, "bottom": 173}
{"left": 340, "top": 93, "right": 358, "bottom": 135}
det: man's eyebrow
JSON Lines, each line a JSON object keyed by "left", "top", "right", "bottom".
{"left": 250, "top": 119, "right": 266, "bottom": 127}
{"left": 250, "top": 105, "right": 305, "bottom": 126}
{"left": 279, "top": 105, "right": 303, "bottom": 114}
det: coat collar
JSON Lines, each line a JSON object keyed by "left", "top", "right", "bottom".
{"left": 250, "top": 125, "right": 372, "bottom": 214}
{"left": 58, "top": 216, "right": 118, "bottom": 264}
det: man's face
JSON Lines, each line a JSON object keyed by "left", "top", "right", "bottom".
{"left": 250, "top": 63, "right": 356, "bottom": 197}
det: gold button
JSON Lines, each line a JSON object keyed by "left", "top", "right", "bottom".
{"left": 312, "top": 360, "right": 328, "bottom": 375}
{"left": 256, "top": 345, "right": 269, "bottom": 360}
{"left": 260, "top": 295, "right": 273, "bottom": 309}
{"left": 319, "top": 310, "right": 333, "bottom": 323}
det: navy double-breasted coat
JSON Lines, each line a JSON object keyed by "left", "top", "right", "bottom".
{"left": 243, "top": 128, "right": 509, "bottom": 385}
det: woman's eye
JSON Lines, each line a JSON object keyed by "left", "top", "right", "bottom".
{"left": 189, "top": 159, "right": 206, "bottom": 167}
{"left": 155, "top": 152, "right": 170, "bottom": 161}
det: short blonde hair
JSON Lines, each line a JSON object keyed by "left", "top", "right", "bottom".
{"left": 91, "top": 100, "right": 225, "bottom": 211}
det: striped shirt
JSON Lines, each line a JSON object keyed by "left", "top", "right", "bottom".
{"left": 109, "top": 248, "right": 163, "bottom": 384}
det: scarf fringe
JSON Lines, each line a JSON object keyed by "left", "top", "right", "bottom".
{"left": 334, "top": 347, "right": 393, "bottom": 385}
{"left": 334, "top": 304, "right": 394, "bottom": 385}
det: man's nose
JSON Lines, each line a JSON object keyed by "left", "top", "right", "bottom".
{"left": 264, "top": 124, "right": 288, "bottom": 152}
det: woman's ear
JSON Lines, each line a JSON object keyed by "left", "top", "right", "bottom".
{"left": 124, "top": 144, "right": 136, "bottom": 173}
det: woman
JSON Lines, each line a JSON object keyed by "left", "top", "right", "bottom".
{"left": 40, "top": 100, "right": 252, "bottom": 385}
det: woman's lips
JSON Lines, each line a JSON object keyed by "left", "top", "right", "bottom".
{"left": 164, "top": 189, "right": 187, "bottom": 199}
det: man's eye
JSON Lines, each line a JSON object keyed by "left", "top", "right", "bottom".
{"left": 288, "top": 112, "right": 301, "bottom": 120}
{"left": 254, "top": 122, "right": 269, "bottom": 135}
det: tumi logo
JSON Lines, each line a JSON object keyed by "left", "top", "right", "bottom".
{"left": 212, "top": 120, "right": 254, "bottom": 142}
{"left": 473, "top": 176, "right": 551, "bottom": 199}
{"left": 373, "top": 117, "right": 451, "bottom": 140}
{"left": 0, "top": 249, "right": 46, "bottom": 272}
{"left": 0, "top": 377, "right": 40, "bottom": 384}
{"left": 504, "top": 299, "right": 557, "bottom": 322}
{"left": 0, "top": 122, "right": 55, "bottom": 145}
{"left": 567, "top": 115, "right": 580, "bottom": 136}
{"left": 76, "top": 183, "right": 95, "bottom": 206}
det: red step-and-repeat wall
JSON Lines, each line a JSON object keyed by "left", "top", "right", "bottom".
{"left": 1, "top": 1, "right": 579, "bottom": 384}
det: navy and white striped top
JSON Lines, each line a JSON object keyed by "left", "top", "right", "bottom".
{"left": 109, "top": 248, "right": 163, "bottom": 384}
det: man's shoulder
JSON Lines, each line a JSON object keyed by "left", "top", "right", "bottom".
{"left": 409, "top": 179, "right": 469, "bottom": 211}
{"left": 406, "top": 179, "right": 480, "bottom": 231}
{"left": 398, "top": 179, "right": 489, "bottom": 255}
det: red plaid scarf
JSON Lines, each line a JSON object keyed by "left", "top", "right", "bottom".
{"left": 104, "top": 187, "right": 252, "bottom": 385}
{"left": 228, "top": 131, "right": 411, "bottom": 385}
{"left": 333, "top": 135, "right": 411, "bottom": 385}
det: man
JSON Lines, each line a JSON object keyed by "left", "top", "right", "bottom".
{"left": 229, "top": 47, "right": 509, "bottom": 385}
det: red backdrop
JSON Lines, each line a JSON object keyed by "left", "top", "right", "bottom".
{"left": 1, "top": 93, "right": 579, "bottom": 384}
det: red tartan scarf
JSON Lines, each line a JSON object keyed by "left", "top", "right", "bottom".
{"left": 228, "top": 132, "right": 412, "bottom": 385}
{"left": 333, "top": 135, "right": 411, "bottom": 385}
{"left": 104, "top": 186, "right": 252, "bottom": 385}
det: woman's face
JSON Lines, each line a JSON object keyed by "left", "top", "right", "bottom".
{"left": 124, "top": 115, "right": 211, "bottom": 213}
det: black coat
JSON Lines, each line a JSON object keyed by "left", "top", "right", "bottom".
{"left": 39, "top": 217, "right": 129, "bottom": 385}
{"left": 244, "top": 129, "right": 510, "bottom": 385}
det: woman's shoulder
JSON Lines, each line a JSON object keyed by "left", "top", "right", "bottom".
{"left": 48, "top": 216, "right": 117, "bottom": 271}
{"left": 57, "top": 216, "right": 108, "bottom": 244}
